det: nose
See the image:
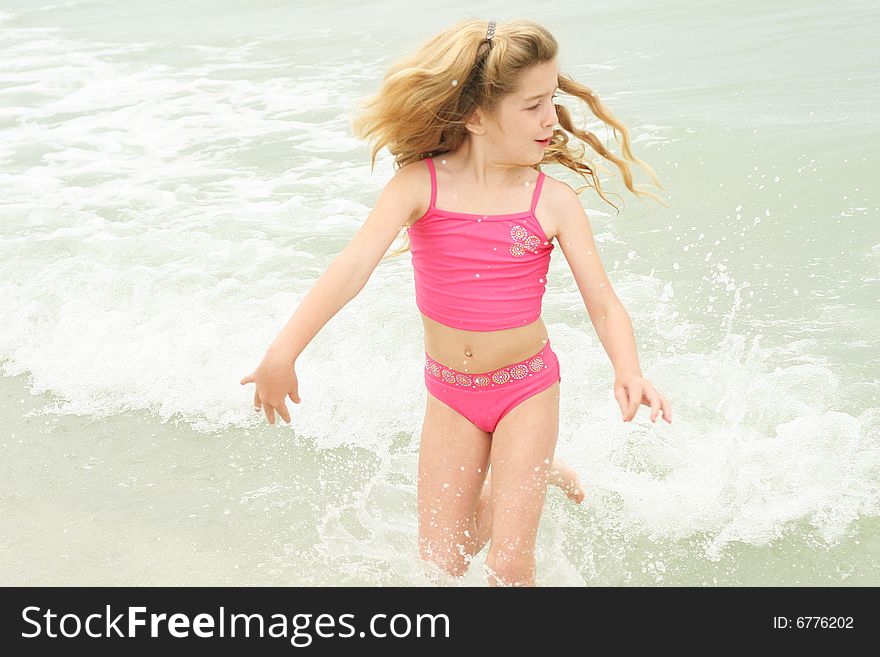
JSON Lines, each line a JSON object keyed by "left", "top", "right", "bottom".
{"left": 544, "top": 103, "right": 558, "bottom": 127}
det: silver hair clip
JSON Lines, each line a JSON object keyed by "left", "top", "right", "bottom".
{"left": 486, "top": 21, "right": 496, "bottom": 41}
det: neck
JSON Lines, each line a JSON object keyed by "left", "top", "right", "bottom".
{"left": 445, "top": 139, "right": 534, "bottom": 190}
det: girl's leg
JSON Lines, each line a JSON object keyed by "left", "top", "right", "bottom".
{"left": 470, "top": 469, "right": 495, "bottom": 558}
{"left": 417, "top": 391, "right": 492, "bottom": 579}
{"left": 484, "top": 381, "right": 561, "bottom": 586}
{"left": 468, "top": 455, "right": 585, "bottom": 560}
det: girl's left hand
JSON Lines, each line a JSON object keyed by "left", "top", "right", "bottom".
{"left": 614, "top": 375, "right": 672, "bottom": 423}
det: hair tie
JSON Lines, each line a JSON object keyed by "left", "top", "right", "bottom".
{"left": 486, "top": 20, "right": 496, "bottom": 42}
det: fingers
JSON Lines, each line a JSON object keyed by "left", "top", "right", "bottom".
{"left": 242, "top": 369, "right": 298, "bottom": 424}
{"left": 613, "top": 385, "right": 628, "bottom": 420}
{"left": 626, "top": 384, "right": 641, "bottom": 421}
{"left": 249, "top": 387, "right": 294, "bottom": 425}
{"left": 260, "top": 400, "right": 292, "bottom": 426}
{"left": 661, "top": 395, "right": 672, "bottom": 423}
{"left": 649, "top": 392, "right": 662, "bottom": 423}
{"left": 617, "top": 380, "right": 672, "bottom": 424}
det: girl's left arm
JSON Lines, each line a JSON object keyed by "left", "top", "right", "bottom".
{"left": 551, "top": 181, "right": 672, "bottom": 424}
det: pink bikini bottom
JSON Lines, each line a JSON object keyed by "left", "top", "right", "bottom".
{"left": 423, "top": 340, "right": 561, "bottom": 434}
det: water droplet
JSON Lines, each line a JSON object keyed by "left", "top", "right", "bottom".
{"left": 441, "top": 159, "right": 447, "bottom": 165}
{"left": 544, "top": 458, "right": 550, "bottom": 464}
{"left": 442, "top": 482, "right": 450, "bottom": 489}
{"left": 539, "top": 278, "right": 544, "bottom": 283}
{"left": 451, "top": 79, "right": 458, "bottom": 86}
{"left": 475, "top": 273, "right": 480, "bottom": 277}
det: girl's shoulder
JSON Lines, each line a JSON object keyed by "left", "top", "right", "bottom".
{"left": 538, "top": 172, "right": 582, "bottom": 211}
{"left": 397, "top": 158, "right": 434, "bottom": 228}
{"left": 538, "top": 171, "right": 568, "bottom": 197}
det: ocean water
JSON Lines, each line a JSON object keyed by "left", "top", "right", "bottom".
{"left": 1, "top": 0, "right": 878, "bottom": 586}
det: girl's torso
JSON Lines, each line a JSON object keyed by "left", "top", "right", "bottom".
{"left": 405, "top": 152, "right": 558, "bottom": 373}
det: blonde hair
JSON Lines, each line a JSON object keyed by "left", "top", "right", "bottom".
{"left": 351, "top": 18, "right": 669, "bottom": 260}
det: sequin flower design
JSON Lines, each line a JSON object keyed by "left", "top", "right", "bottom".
{"left": 509, "top": 225, "right": 542, "bottom": 257}
{"left": 425, "top": 353, "right": 547, "bottom": 389}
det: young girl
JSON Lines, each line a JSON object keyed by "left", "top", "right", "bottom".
{"left": 240, "top": 18, "right": 672, "bottom": 586}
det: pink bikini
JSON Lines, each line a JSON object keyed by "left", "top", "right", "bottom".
{"left": 407, "top": 156, "right": 561, "bottom": 433}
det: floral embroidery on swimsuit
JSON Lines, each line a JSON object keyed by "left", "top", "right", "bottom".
{"left": 509, "top": 225, "right": 542, "bottom": 257}
{"left": 425, "top": 352, "right": 547, "bottom": 389}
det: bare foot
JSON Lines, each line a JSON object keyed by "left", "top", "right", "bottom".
{"left": 548, "top": 458, "right": 586, "bottom": 505}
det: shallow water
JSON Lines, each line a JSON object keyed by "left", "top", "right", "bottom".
{"left": 1, "top": 0, "right": 878, "bottom": 585}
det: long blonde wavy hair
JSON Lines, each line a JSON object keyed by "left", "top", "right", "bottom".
{"left": 351, "top": 18, "right": 669, "bottom": 260}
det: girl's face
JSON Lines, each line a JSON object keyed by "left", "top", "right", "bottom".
{"left": 469, "top": 59, "right": 560, "bottom": 164}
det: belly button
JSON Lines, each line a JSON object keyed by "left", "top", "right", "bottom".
{"left": 464, "top": 349, "right": 473, "bottom": 357}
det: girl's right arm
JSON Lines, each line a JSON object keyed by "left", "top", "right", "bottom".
{"left": 240, "top": 162, "right": 424, "bottom": 425}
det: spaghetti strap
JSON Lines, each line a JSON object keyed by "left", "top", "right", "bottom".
{"left": 424, "top": 157, "right": 437, "bottom": 209}
{"left": 530, "top": 171, "right": 546, "bottom": 215}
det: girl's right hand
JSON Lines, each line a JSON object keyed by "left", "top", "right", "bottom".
{"left": 239, "top": 349, "right": 301, "bottom": 425}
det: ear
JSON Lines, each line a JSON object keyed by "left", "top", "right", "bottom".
{"left": 464, "top": 106, "right": 488, "bottom": 136}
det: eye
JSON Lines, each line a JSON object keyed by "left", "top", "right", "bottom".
{"left": 528, "top": 94, "right": 559, "bottom": 110}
